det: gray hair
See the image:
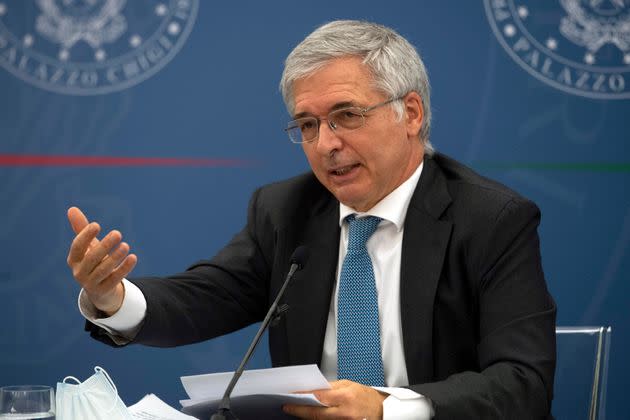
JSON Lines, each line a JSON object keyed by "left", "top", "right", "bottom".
{"left": 280, "top": 20, "right": 433, "bottom": 153}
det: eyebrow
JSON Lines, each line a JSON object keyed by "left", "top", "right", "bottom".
{"left": 292, "top": 101, "right": 358, "bottom": 120}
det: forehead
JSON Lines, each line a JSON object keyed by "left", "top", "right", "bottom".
{"left": 292, "top": 57, "right": 382, "bottom": 115}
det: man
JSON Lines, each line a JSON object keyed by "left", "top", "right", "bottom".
{"left": 67, "top": 21, "right": 556, "bottom": 419}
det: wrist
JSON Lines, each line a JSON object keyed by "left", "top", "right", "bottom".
{"left": 92, "top": 283, "right": 125, "bottom": 316}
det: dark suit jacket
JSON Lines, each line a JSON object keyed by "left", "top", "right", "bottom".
{"left": 87, "top": 153, "right": 556, "bottom": 419}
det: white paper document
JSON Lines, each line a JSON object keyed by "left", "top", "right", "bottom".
{"left": 129, "top": 393, "right": 197, "bottom": 420}
{"left": 179, "top": 364, "right": 330, "bottom": 419}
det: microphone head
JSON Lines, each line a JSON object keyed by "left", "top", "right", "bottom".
{"left": 290, "top": 246, "right": 309, "bottom": 269}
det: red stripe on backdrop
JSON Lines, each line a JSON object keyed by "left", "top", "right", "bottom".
{"left": 0, "top": 154, "right": 253, "bottom": 167}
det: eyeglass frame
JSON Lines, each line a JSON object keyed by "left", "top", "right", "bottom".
{"left": 284, "top": 96, "right": 404, "bottom": 144}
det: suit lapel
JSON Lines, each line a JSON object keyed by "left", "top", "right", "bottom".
{"left": 285, "top": 193, "right": 340, "bottom": 366}
{"left": 401, "top": 157, "right": 453, "bottom": 384}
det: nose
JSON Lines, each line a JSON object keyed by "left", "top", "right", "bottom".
{"left": 315, "top": 119, "right": 342, "bottom": 155}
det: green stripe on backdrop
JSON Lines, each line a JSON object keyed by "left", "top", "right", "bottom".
{"left": 472, "top": 162, "right": 630, "bottom": 172}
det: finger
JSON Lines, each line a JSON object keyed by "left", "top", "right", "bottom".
{"left": 68, "top": 207, "right": 101, "bottom": 250}
{"left": 94, "top": 253, "right": 137, "bottom": 294}
{"left": 283, "top": 405, "right": 350, "bottom": 420}
{"left": 67, "top": 222, "right": 101, "bottom": 267}
{"left": 77, "top": 230, "right": 123, "bottom": 280}
{"left": 67, "top": 207, "right": 89, "bottom": 235}
{"left": 87, "top": 241, "right": 130, "bottom": 285}
{"left": 294, "top": 385, "right": 333, "bottom": 395}
{"left": 283, "top": 404, "right": 330, "bottom": 419}
{"left": 313, "top": 382, "right": 372, "bottom": 408}
{"left": 312, "top": 389, "right": 344, "bottom": 407}
{"left": 311, "top": 381, "right": 353, "bottom": 406}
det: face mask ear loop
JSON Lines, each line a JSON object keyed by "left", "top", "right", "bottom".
{"left": 94, "top": 366, "right": 119, "bottom": 413}
{"left": 63, "top": 376, "right": 81, "bottom": 384}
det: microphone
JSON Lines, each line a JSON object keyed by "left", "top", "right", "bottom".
{"left": 210, "top": 246, "right": 309, "bottom": 420}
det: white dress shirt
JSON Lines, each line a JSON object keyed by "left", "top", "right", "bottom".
{"left": 80, "top": 162, "right": 432, "bottom": 419}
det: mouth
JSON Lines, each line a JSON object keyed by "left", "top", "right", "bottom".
{"left": 329, "top": 163, "right": 360, "bottom": 176}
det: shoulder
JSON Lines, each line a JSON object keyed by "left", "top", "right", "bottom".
{"left": 254, "top": 171, "right": 331, "bottom": 207}
{"left": 431, "top": 153, "right": 528, "bottom": 203}
{"left": 427, "top": 153, "right": 539, "bottom": 220}
{"left": 412, "top": 153, "right": 540, "bottom": 243}
{"left": 249, "top": 172, "right": 335, "bottom": 228}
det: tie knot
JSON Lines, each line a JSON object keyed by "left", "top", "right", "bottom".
{"left": 345, "top": 215, "right": 382, "bottom": 250}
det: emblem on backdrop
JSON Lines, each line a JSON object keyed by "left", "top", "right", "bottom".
{"left": 484, "top": 0, "right": 630, "bottom": 99}
{"left": 0, "top": 0, "right": 198, "bottom": 95}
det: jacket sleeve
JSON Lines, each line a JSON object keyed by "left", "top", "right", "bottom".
{"left": 85, "top": 187, "right": 274, "bottom": 347}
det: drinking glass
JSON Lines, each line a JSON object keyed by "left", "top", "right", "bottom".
{"left": 0, "top": 386, "right": 55, "bottom": 419}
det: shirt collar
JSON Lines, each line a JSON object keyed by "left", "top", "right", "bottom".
{"left": 338, "top": 161, "right": 424, "bottom": 231}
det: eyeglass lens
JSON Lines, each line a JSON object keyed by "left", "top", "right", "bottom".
{"left": 288, "top": 108, "right": 365, "bottom": 143}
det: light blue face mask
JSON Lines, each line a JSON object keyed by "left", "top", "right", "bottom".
{"left": 56, "top": 366, "right": 132, "bottom": 420}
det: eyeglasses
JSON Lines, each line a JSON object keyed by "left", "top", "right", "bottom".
{"left": 285, "top": 97, "right": 402, "bottom": 144}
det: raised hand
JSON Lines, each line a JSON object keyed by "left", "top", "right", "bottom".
{"left": 66, "top": 207, "right": 137, "bottom": 316}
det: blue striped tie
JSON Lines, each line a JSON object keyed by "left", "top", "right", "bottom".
{"left": 337, "top": 215, "right": 385, "bottom": 386}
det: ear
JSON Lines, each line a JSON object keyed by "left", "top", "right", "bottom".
{"left": 403, "top": 92, "right": 423, "bottom": 140}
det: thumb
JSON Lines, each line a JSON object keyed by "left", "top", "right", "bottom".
{"left": 67, "top": 206, "right": 89, "bottom": 235}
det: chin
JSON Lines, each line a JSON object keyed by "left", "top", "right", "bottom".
{"left": 336, "top": 195, "right": 369, "bottom": 211}
{"left": 327, "top": 182, "right": 371, "bottom": 210}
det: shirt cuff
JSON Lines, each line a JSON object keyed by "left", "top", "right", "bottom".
{"left": 374, "top": 387, "right": 434, "bottom": 420}
{"left": 78, "top": 278, "right": 147, "bottom": 342}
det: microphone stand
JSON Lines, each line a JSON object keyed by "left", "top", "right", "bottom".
{"left": 210, "top": 257, "right": 304, "bottom": 420}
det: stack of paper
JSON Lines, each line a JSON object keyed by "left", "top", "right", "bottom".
{"left": 179, "top": 364, "right": 330, "bottom": 419}
{"left": 129, "top": 394, "right": 197, "bottom": 420}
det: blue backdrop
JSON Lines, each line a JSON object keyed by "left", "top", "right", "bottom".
{"left": 1, "top": 1, "right": 628, "bottom": 418}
